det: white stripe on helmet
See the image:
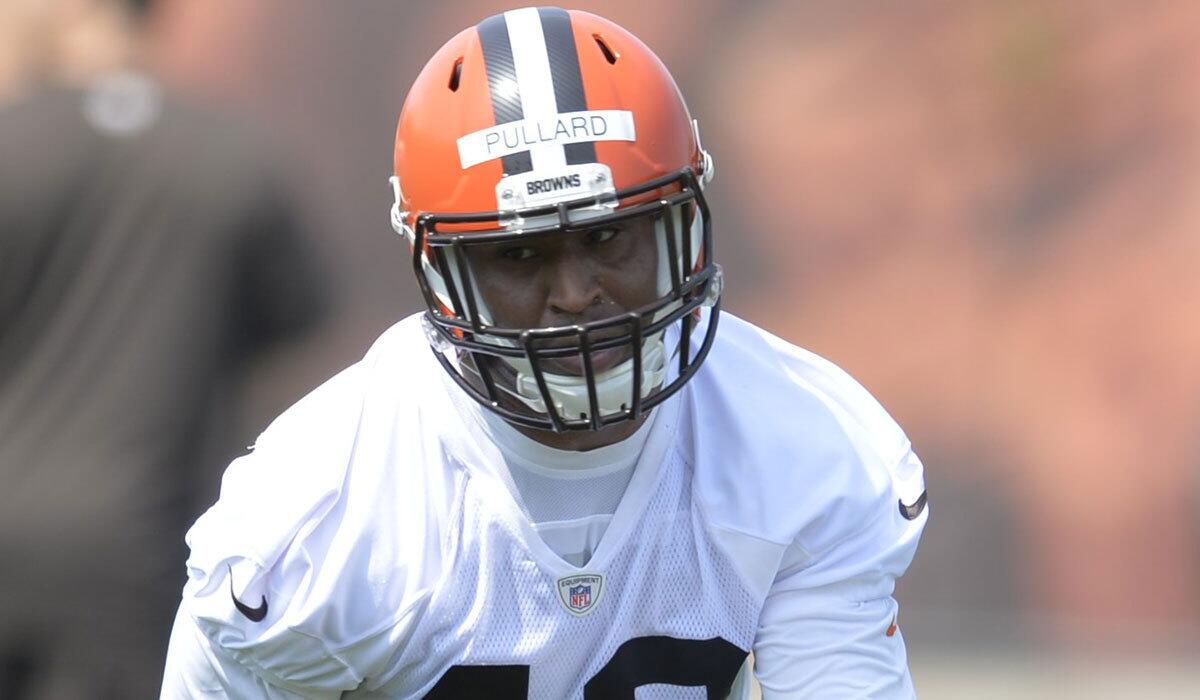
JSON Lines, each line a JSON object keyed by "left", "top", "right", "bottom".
{"left": 503, "top": 8, "right": 567, "bottom": 172}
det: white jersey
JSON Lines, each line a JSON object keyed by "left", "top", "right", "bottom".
{"left": 162, "top": 312, "right": 927, "bottom": 699}
{"left": 480, "top": 402, "right": 652, "bottom": 568}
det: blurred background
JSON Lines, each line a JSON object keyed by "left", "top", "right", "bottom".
{"left": 1, "top": 0, "right": 1196, "bottom": 697}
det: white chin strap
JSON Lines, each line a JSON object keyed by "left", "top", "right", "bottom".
{"left": 503, "top": 330, "right": 671, "bottom": 420}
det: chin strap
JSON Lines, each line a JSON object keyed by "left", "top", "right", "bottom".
{"left": 450, "top": 321, "right": 677, "bottom": 424}
{"left": 510, "top": 332, "right": 670, "bottom": 419}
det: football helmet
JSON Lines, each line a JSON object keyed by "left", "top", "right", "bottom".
{"left": 391, "top": 7, "right": 721, "bottom": 432}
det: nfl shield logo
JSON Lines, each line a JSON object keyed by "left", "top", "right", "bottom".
{"left": 569, "top": 584, "right": 591, "bottom": 609}
{"left": 556, "top": 573, "right": 604, "bottom": 616}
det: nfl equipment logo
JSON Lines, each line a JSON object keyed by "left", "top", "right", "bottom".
{"left": 569, "top": 584, "right": 591, "bottom": 609}
{"left": 556, "top": 573, "right": 604, "bottom": 616}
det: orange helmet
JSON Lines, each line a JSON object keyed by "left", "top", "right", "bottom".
{"left": 391, "top": 7, "right": 722, "bottom": 432}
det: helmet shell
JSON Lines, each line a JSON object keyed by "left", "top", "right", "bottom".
{"left": 393, "top": 8, "right": 704, "bottom": 223}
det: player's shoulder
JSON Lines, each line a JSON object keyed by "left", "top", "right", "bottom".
{"left": 687, "top": 313, "right": 926, "bottom": 562}
{"left": 243, "top": 312, "right": 435, "bottom": 451}
{"left": 179, "top": 313, "right": 457, "bottom": 691}
{"left": 701, "top": 313, "right": 910, "bottom": 459}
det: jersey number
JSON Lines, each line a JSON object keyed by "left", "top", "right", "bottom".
{"left": 424, "top": 635, "right": 746, "bottom": 699}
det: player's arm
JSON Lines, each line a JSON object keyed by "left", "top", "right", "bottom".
{"left": 753, "top": 449, "right": 928, "bottom": 699}
{"left": 752, "top": 563, "right": 913, "bottom": 698}
{"left": 160, "top": 384, "right": 367, "bottom": 700}
{"left": 160, "top": 606, "right": 334, "bottom": 700}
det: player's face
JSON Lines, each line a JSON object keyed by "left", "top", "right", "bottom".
{"left": 465, "top": 214, "right": 660, "bottom": 376}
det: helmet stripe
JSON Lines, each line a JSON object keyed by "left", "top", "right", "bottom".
{"left": 537, "top": 7, "right": 596, "bottom": 165}
{"left": 478, "top": 8, "right": 601, "bottom": 177}
{"left": 476, "top": 13, "right": 533, "bottom": 175}
{"left": 503, "top": 8, "right": 566, "bottom": 172}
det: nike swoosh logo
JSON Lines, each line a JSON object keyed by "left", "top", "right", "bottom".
{"left": 899, "top": 490, "right": 928, "bottom": 520}
{"left": 228, "top": 565, "right": 268, "bottom": 622}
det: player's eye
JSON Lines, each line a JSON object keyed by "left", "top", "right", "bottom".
{"left": 501, "top": 246, "right": 539, "bottom": 261}
{"left": 585, "top": 228, "right": 619, "bottom": 245}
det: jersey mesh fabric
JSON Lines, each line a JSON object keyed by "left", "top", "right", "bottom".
{"left": 479, "top": 401, "right": 659, "bottom": 566}
{"left": 358, "top": 437, "right": 762, "bottom": 699}
{"left": 514, "top": 473, "right": 631, "bottom": 568}
{"left": 503, "top": 453, "right": 637, "bottom": 522}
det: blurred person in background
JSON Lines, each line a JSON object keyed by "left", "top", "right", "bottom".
{"left": 0, "top": 0, "right": 327, "bottom": 697}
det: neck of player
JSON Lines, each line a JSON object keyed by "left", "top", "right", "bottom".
{"left": 515, "top": 414, "right": 650, "bottom": 452}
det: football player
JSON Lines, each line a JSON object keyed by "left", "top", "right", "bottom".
{"left": 161, "top": 7, "right": 927, "bottom": 699}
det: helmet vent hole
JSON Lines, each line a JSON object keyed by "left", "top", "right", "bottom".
{"left": 593, "top": 34, "right": 619, "bottom": 64}
{"left": 448, "top": 57, "right": 463, "bottom": 91}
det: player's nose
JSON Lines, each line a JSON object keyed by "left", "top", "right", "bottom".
{"left": 545, "top": 251, "right": 604, "bottom": 319}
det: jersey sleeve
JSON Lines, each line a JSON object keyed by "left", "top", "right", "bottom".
{"left": 753, "top": 449, "right": 927, "bottom": 699}
{"left": 688, "top": 316, "right": 929, "bottom": 698}
{"left": 160, "top": 607, "right": 333, "bottom": 700}
{"left": 170, "top": 365, "right": 369, "bottom": 695}
{"left": 167, "top": 345, "right": 443, "bottom": 696}
{"left": 166, "top": 318, "right": 461, "bottom": 696}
